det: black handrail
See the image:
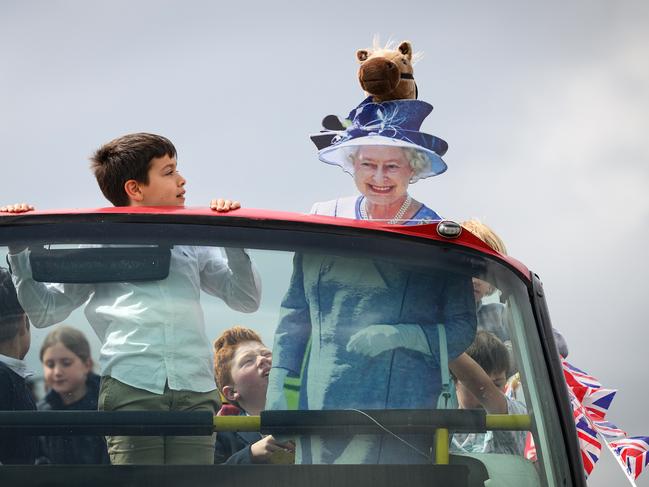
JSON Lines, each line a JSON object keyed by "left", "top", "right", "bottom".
{"left": 0, "top": 409, "right": 487, "bottom": 436}
{"left": 0, "top": 411, "right": 213, "bottom": 436}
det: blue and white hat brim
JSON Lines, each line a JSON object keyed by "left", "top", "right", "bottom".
{"left": 317, "top": 134, "right": 447, "bottom": 182}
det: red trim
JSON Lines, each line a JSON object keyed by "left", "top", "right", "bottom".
{"left": 1, "top": 206, "right": 530, "bottom": 280}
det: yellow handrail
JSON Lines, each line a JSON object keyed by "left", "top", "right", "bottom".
{"left": 213, "top": 414, "right": 532, "bottom": 466}
{"left": 213, "top": 415, "right": 260, "bottom": 432}
{"left": 485, "top": 414, "right": 531, "bottom": 431}
{"left": 435, "top": 428, "right": 450, "bottom": 464}
{"left": 212, "top": 414, "right": 532, "bottom": 433}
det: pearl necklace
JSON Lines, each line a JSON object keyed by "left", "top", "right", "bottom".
{"left": 360, "top": 195, "right": 412, "bottom": 224}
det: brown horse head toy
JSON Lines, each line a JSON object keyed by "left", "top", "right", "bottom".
{"left": 356, "top": 40, "right": 418, "bottom": 102}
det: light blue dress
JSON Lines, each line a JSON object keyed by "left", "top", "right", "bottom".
{"left": 268, "top": 198, "right": 476, "bottom": 463}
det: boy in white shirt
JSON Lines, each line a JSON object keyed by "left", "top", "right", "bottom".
{"left": 6, "top": 133, "right": 262, "bottom": 465}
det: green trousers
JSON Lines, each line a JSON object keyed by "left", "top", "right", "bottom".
{"left": 98, "top": 376, "right": 219, "bottom": 465}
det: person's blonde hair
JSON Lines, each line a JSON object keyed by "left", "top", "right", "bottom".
{"left": 461, "top": 219, "right": 508, "bottom": 255}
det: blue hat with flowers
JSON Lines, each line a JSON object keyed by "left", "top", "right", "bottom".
{"left": 310, "top": 98, "right": 448, "bottom": 181}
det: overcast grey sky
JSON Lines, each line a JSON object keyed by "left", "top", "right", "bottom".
{"left": 2, "top": 1, "right": 648, "bottom": 483}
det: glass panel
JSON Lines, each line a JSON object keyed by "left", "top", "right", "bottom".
{"left": 0, "top": 223, "right": 572, "bottom": 486}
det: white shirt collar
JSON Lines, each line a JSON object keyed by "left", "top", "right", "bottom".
{"left": 0, "top": 353, "right": 34, "bottom": 379}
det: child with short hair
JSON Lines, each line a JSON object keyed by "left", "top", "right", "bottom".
{"left": 7, "top": 133, "right": 262, "bottom": 465}
{"left": 38, "top": 326, "right": 109, "bottom": 464}
{"left": 0, "top": 267, "right": 38, "bottom": 465}
{"left": 449, "top": 330, "right": 526, "bottom": 455}
{"left": 461, "top": 219, "right": 569, "bottom": 359}
{"left": 213, "top": 326, "right": 294, "bottom": 464}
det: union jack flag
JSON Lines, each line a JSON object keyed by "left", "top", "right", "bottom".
{"left": 524, "top": 432, "right": 537, "bottom": 462}
{"left": 593, "top": 420, "right": 627, "bottom": 440}
{"left": 562, "top": 361, "right": 602, "bottom": 390}
{"left": 582, "top": 388, "right": 617, "bottom": 421}
{"left": 562, "top": 360, "right": 602, "bottom": 404}
{"left": 609, "top": 436, "right": 649, "bottom": 480}
{"left": 562, "top": 361, "right": 617, "bottom": 477}
{"left": 560, "top": 360, "right": 649, "bottom": 482}
{"left": 575, "top": 414, "right": 603, "bottom": 477}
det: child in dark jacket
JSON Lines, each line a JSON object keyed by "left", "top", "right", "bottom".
{"left": 0, "top": 267, "right": 38, "bottom": 465}
{"left": 213, "top": 326, "right": 294, "bottom": 464}
{"left": 38, "top": 326, "right": 109, "bottom": 464}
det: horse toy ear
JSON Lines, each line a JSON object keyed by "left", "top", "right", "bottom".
{"left": 356, "top": 40, "right": 418, "bottom": 102}
{"left": 356, "top": 49, "right": 370, "bottom": 63}
{"left": 398, "top": 41, "right": 413, "bottom": 60}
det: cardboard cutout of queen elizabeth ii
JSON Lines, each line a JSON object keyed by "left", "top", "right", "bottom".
{"left": 310, "top": 99, "right": 447, "bottom": 225}
{"left": 265, "top": 99, "right": 477, "bottom": 464}
{"left": 267, "top": 253, "right": 476, "bottom": 464}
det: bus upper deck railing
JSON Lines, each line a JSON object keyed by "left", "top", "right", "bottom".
{"left": 0, "top": 410, "right": 531, "bottom": 435}
{"left": 0, "top": 410, "right": 532, "bottom": 467}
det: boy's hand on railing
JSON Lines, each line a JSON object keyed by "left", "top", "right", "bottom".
{"left": 209, "top": 199, "right": 241, "bottom": 212}
{"left": 0, "top": 203, "right": 35, "bottom": 213}
{"left": 250, "top": 435, "right": 295, "bottom": 463}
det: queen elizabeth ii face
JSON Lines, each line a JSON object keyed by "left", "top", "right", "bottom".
{"left": 352, "top": 146, "right": 414, "bottom": 207}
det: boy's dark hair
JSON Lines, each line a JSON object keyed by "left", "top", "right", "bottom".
{"left": 0, "top": 267, "right": 27, "bottom": 342}
{"left": 465, "top": 330, "right": 510, "bottom": 376}
{"left": 90, "top": 133, "right": 177, "bottom": 206}
{"left": 213, "top": 326, "right": 264, "bottom": 390}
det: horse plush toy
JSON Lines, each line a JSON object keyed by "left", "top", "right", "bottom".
{"left": 356, "top": 40, "right": 418, "bottom": 102}
{"left": 321, "top": 39, "right": 420, "bottom": 131}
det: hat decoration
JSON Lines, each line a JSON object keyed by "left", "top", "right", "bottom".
{"left": 311, "top": 97, "right": 448, "bottom": 181}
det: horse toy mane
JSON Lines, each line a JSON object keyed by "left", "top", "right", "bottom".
{"left": 356, "top": 39, "right": 420, "bottom": 102}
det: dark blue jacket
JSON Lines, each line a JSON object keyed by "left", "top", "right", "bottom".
{"left": 0, "top": 360, "right": 38, "bottom": 465}
{"left": 37, "top": 372, "right": 109, "bottom": 464}
{"left": 214, "top": 430, "right": 263, "bottom": 464}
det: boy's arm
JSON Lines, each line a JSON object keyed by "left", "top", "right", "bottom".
{"left": 449, "top": 353, "right": 508, "bottom": 414}
{"left": 249, "top": 435, "right": 294, "bottom": 463}
{"left": 222, "top": 436, "right": 294, "bottom": 464}
{"left": 214, "top": 432, "right": 253, "bottom": 464}
{"left": 223, "top": 445, "right": 254, "bottom": 464}
{"left": 199, "top": 247, "right": 261, "bottom": 313}
{"left": 7, "top": 249, "right": 92, "bottom": 327}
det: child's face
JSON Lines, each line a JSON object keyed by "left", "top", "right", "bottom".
{"left": 456, "top": 369, "right": 507, "bottom": 409}
{"left": 472, "top": 277, "right": 494, "bottom": 304}
{"left": 228, "top": 340, "right": 272, "bottom": 406}
{"left": 42, "top": 342, "right": 91, "bottom": 400}
{"left": 134, "top": 155, "right": 186, "bottom": 206}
